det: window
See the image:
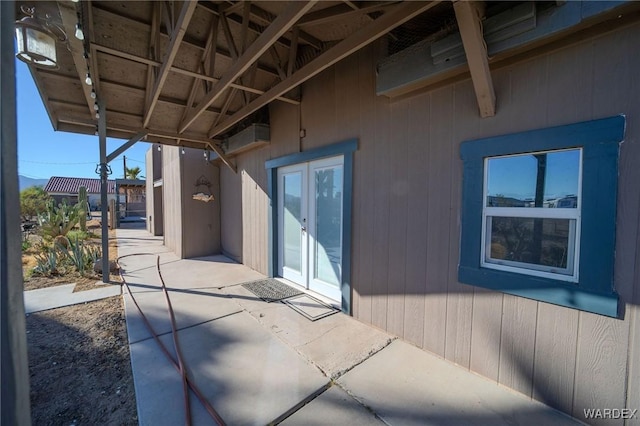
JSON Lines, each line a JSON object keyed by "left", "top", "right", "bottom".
{"left": 459, "top": 116, "right": 625, "bottom": 318}
{"left": 482, "top": 149, "right": 581, "bottom": 282}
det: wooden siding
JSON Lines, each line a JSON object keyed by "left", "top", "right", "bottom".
{"left": 219, "top": 22, "right": 640, "bottom": 422}
{"left": 162, "top": 146, "right": 182, "bottom": 257}
{"left": 160, "top": 146, "right": 221, "bottom": 258}
{"left": 180, "top": 149, "right": 221, "bottom": 258}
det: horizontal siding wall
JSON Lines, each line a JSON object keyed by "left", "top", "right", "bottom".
{"left": 220, "top": 22, "right": 640, "bottom": 423}
{"left": 162, "top": 146, "right": 182, "bottom": 257}
{"left": 180, "top": 149, "right": 221, "bottom": 258}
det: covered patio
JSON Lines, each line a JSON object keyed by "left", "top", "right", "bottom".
{"left": 116, "top": 224, "right": 580, "bottom": 425}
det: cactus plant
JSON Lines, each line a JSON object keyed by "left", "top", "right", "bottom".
{"left": 78, "top": 186, "right": 89, "bottom": 231}
{"left": 37, "top": 199, "right": 80, "bottom": 240}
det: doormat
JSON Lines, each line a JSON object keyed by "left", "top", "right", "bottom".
{"left": 283, "top": 294, "right": 340, "bottom": 321}
{"left": 241, "top": 279, "right": 303, "bottom": 303}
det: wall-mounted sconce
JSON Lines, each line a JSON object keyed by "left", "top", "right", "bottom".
{"left": 15, "top": 5, "right": 67, "bottom": 69}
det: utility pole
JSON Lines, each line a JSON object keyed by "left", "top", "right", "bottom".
{"left": 123, "top": 155, "right": 127, "bottom": 178}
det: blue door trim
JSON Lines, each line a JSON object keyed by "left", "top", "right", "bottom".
{"left": 266, "top": 139, "right": 358, "bottom": 314}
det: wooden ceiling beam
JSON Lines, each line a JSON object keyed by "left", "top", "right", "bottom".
{"left": 179, "top": 1, "right": 317, "bottom": 134}
{"left": 57, "top": 116, "right": 222, "bottom": 147}
{"left": 182, "top": 14, "right": 220, "bottom": 125}
{"left": 143, "top": 0, "right": 197, "bottom": 127}
{"left": 87, "top": 0, "right": 102, "bottom": 97}
{"left": 453, "top": 0, "right": 495, "bottom": 118}
{"left": 145, "top": 2, "right": 162, "bottom": 117}
{"left": 91, "top": 44, "right": 299, "bottom": 105}
{"left": 209, "top": 1, "right": 440, "bottom": 138}
{"left": 297, "top": 1, "right": 399, "bottom": 27}
{"left": 57, "top": 2, "right": 94, "bottom": 116}
{"left": 244, "top": 3, "right": 323, "bottom": 50}
{"left": 90, "top": 4, "right": 281, "bottom": 77}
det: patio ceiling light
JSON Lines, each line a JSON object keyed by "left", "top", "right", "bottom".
{"left": 15, "top": 6, "right": 66, "bottom": 70}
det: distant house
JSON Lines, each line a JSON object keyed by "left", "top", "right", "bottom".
{"left": 44, "top": 177, "right": 117, "bottom": 210}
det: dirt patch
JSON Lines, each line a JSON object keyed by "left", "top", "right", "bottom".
{"left": 26, "top": 296, "right": 137, "bottom": 425}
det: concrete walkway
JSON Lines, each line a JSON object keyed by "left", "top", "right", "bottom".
{"left": 24, "top": 282, "right": 121, "bottom": 314}
{"left": 117, "top": 227, "right": 583, "bottom": 426}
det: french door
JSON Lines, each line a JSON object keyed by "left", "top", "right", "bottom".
{"left": 277, "top": 156, "right": 344, "bottom": 302}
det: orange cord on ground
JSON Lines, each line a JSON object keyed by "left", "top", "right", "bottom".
{"left": 116, "top": 253, "right": 226, "bottom": 426}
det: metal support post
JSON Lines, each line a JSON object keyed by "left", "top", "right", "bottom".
{"left": 98, "top": 99, "right": 110, "bottom": 283}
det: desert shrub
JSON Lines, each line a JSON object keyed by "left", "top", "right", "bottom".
{"left": 20, "top": 186, "right": 51, "bottom": 221}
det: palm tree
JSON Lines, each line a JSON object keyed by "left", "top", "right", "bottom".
{"left": 125, "top": 166, "right": 142, "bottom": 180}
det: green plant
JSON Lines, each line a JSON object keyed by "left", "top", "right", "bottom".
{"left": 22, "top": 239, "right": 32, "bottom": 252}
{"left": 20, "top": 186, "right": 51, "bottom": 221}
{"left": 78, "top": 186, "right": 89, "bottom": 231}
{"left": 67, "top": 229, "right": 91, "bottom": 242}
{"left": 37, "top": 199, "right": 80, "bottom": 240}
{"left": 125, "top": 166, "right": 142, "bottom": 180}
{"left": 67, "top": 237, "right": 101, "bottom": 276}
{"left": 32, "top": 247, "right": 61, "bottom": 276}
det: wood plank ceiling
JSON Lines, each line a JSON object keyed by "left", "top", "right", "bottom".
{"left": 17, "top": 0, "right": 444, "bottom": 158}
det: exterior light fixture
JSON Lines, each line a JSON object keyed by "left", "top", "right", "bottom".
{"left": 95, "top": 112, "right": 100, "bottom": 119}
{"left": 157, "top": 145, "right": 161, "bottom": 151}
{"left": 90, "top": 90, "right": 96, "bottom": 99}
{"left": 75, "top": 23, "right": 84, "bottom": 40}
{"left": 181, "top": 147, "right": 185, "bottom": 155}
{"left": 14, "top": 6, "right": 66, "bottom": 70}
{"left": 85, "top": 73, "right": 92, "bottom": 86}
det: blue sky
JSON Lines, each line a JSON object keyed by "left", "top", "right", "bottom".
{"left": 487, "top": 149, "right": 580, "bottom": 200}
{"left": 16, "top": 60, "right": 149, "bottom": 180}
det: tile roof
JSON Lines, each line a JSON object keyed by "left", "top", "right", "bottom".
{"left": 44, "top": 177, "right": 116, "bottom": 194}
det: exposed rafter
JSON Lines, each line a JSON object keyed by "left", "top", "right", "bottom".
{"left": 90, "top": 44, "right": 299, "bottom": 105}
{"left": 453, "top": 0, "right": 495, "bottom": 118}
{"left": 209, "top": 1, "right": 440, "bottom": 138}
{"left": 145, "top": 2, "right": 162, "bottom": 118}
{"left": 179, "top": 1, "right": 317, "bottom": 134}
{"left": 206, "top": 142, "right": 237, "bottom": 173}
{"left": 57, "top": 2, "right": 94, "bottom": 116}
{"left": 90, "top": 4, "right": 281, "bottom": 78}
{"left": 143, "top": 1, "right": 197, "bottom": 127}
{"left": 182, "top": 14, "right": 220, "bottom": 125}
{"left": 297, "top": 1, "right": 399, "bottom": 26}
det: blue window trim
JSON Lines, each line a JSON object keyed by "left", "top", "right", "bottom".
{"left": 266, "top": 139, "right": 357, "bottom": 314}
{"left": 459, "top": 116, "right": 625, "bottom": 318}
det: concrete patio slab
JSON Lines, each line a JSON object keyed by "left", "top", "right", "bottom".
{"left": 124, "top": 287, "right": 242, "bottom": 344}
{"left": 222, "top": 283, "right": 286, "bottom": 314}
{"left": 156, "top": 255, "right": 266, "bottom": 290}
{"left": 24, "top": 283, "right": 122, "bottom": 314}
{"left": 246, "top": 301, "right": 395, "bottom": 378}
{"left": 337, "top": 339, "right": 583, "bottom": 426}
{"left": 281, "top": 385, "right": 384, "bottom": 425}
{"left": 130, "top": 311, "right": 329, "bottom": 426}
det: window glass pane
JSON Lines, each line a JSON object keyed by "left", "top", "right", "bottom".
{"left": 487, "top": 216, "right": 573, "bottom": 273}
{"left": 486, "top": 149, "right": 580, "bottom": 208}
{"left": 314, "top": 167, "right": 342, "bottom": 286}
{"left": 283, "top": 173, "right": 302, "bottom": 272}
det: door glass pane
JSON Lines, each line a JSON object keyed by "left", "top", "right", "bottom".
{"left": 283, "top": 173, "right": 302, "bottom": 272}
{"left": 487, "top": 216, "right": 574, "bottom": 274}
{"left": 314, "top": 167, "right": 342, "bottom": 286}
{"left": 486, "top": 149, "right": 580, "bottom": 208}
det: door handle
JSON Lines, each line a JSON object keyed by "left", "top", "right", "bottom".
{"left": 301, "top": 226, "right": 306, "bottom": 232}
